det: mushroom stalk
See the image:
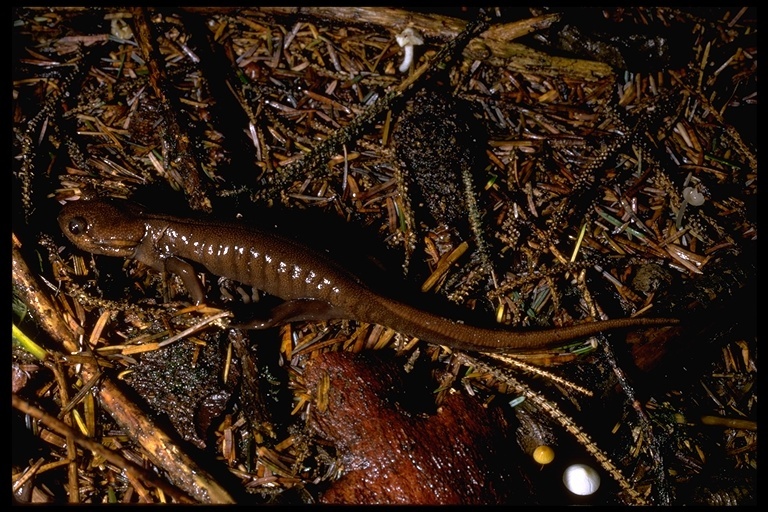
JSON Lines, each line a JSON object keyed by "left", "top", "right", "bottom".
{"left": 396, "top": 27, "right": 424, "bottom": 73}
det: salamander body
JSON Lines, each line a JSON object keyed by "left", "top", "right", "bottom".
{"left": 58, "top": 199, "right": 676, "bottom": 353}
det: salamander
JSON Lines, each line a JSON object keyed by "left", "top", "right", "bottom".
{"left": 57, "top": 198, "right": 677, "bottom": 353}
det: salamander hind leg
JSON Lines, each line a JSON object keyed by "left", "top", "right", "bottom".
{"left": 165, "top": 256, "right": 206, "bottom": 305}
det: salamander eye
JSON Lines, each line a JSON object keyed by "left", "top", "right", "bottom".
{"left": 67, "top": 216, "right": 89, "bottom": 236}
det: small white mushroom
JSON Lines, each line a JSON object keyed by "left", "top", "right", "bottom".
{"left": 110, "top": 17, "right": 134, "bottom": 40}
{"left": 682, "top": 186, "right": 706, "bottom": 206}
{"left": 563, "top": 463, "right": 601, "bottom": 496}
{"left": 396, "top": 27, "right": 424, "bottom": 73}
{"left": 676, "top": 186, "right": 706, "bottom": 228}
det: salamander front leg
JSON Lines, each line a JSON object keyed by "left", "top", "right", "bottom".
{"left": 232, "top": 298, "right": 349, "bottom": 329}
{"left": 164, "top": 256, "right": 206, "bottom": 305}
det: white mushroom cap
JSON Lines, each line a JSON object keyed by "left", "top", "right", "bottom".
{"left": 563, "top": 464, "right": 601, "bottom": 496}
{"left": 682, "top": 186, "right": 706, "bottom": 206}
{"left": 396, "top": 27, "right": 424, "bottom": 47}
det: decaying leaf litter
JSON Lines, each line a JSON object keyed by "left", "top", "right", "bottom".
{"left": 13, "top": 7, "right": 755, "bottom": 505}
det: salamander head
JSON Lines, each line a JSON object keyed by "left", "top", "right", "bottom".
{"left": 58, "top": 199, "right": 147, "bottom": 257}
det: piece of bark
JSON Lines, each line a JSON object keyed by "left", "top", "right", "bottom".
{"left": 303, "top": 351, "right": 528, "bottom": 504}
